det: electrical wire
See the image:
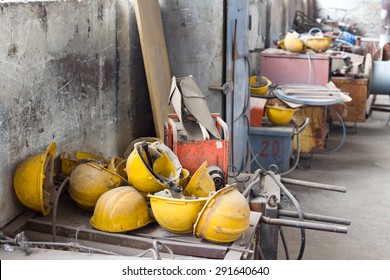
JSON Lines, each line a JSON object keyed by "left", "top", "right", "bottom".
{"left": 306, "top": 52, "right": 313, "bottom": 84}
{"left": 278, "top": 225, "right": 290, "bottom": 260}
{"left": 280, "top": 121, "right": 300, "bottom": 176}
{"left": 324, "top": 106, "right": 347, "bottom": 154}
{"left": 0, "top": 231, "right": 120, "bottom": 256}
{"left": 256, "top": 244, "right": 266, "bottom": 260}
{"left": 242, "top": 169, "right": 263, "bottom": 198}
{"left": 233, "top": 56, "right": 251, "bottom": 123}
{"left": 246, "top": 118, "right": 306, "bottom": 176}
{"left": 277, "top": 203, "right": 290, "bottom": 260}
{"left": 230, "top": 56, "right": 251, "bottom": 172}
{"left": 1, "top": 231, "right": 175, "bottom": 260}
{"left": 266, "top": 171, "right": 306, "bottom": 260}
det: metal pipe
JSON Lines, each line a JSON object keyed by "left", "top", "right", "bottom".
{"left": 260, "top": 215, "right": 348, "bottom": 234}
{"left": 278, "top": 210, "right": 352, "bottom": 226}
{"left": 281, "top": 177, "right": 347, "bottom": 193}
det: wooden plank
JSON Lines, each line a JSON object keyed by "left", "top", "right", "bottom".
{"left": 134, "top": 0, "right": 171, "bottom": 139}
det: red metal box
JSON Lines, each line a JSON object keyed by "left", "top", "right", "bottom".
{"left": 260, "top": 51, "right": 330, "bottom": 86}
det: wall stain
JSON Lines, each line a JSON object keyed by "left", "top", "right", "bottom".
{"left": 98, "top": 4, "right": 104, "bottom": 21}
{"left": 7, "top": 43, "right": 18, "bottom": 58}
{"left": 102, "top": 58, "right": 115, "bottom": 91}
{"left": 87, "top": 18, "right": 91, "bottom": 38}
{"left": 36, "top": 3, "right": 48, "bottom": 33}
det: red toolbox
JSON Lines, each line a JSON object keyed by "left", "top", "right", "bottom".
{"left": 165, "top": 114, "right": 229, "bottom": 187}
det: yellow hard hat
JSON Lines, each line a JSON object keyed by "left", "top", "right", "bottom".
{"left": 68, "top": 161, "right": 128, "bottom": 211}
{"left": 60, "top": 151, "right": 108, "bottom": 176}
{"left": 305, "top": 37, "right": 333, "bottom": 53}
{"left": 266, "top": 105, "right": 296, "bottom": 126}
{"left": 193, "top": 184, "right": 250, "bottom": 243}
{"left": 250, "top": 76, "right": 272, "bottom": 96}
{"left": 13, "top": 142, "right": 56, "bottom": 216}
{"left": 184, "top": 161, "right": 215, "bottom": 197}
{"left": 107, "top": 156, "right": 127, "bottom": 180}
{"left": 123, "top": 137, "right": 162, "bottom": 158}
{"left": 179, "top": 168, "right": 190, "bottom": 188}
{"left": 148, "top": 190, "right": 208, "bottom": 234}
{"left": 126, "top": 141, "right": 182, "bottom": 193}
{"left": 284, "top": 31, "right": 304, "bottom": 53}
{"left": 90, "top": 186, "right": 154, "bottom": 232}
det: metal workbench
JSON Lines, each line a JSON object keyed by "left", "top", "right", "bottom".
{"left": 1, "top": 193, "right": 261, "bottom": 260}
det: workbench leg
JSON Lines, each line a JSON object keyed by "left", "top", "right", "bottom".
{"left": 259, "top": 205, "right": 279, "bottom": 260}
{"left": 367, "top": 94, "right": 377, "bottom": 118}
{"left": 297, "top": 153, "right": 314, "bottom": 170}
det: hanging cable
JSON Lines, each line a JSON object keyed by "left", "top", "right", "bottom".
{"left": 279, "top": 120, "right": 301, "bottom": 176}
{"left": 306, "top": 52, "right": 313, "bottom": 84}
{"left": 277, "top": 203, "right": 290, "bottom": 260}
{"left": 256, "top": 244, "right": 266, "bottom": 260}
{"left": 0, "top": 231, "right": 120, "bottom": 256}
{"left": 324, "top": 106, "right": 347, "bottom": 154}
{"left": 246, "top": 118, "right": 308, "bottom": 176}
{"left": 280, "top": 118, "right": 309, "bottom": 175}
{"left": 266, "top": 171, "right": 306, "bottom": 260}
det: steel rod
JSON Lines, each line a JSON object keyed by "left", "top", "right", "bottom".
{"left": 281, "top": 177, "right": 347, "bottom": 193}
{"left": 260, "top": 216, "right": 348, "bottom": 234}
{"left": 278, "top": 210, "right": 351, "bottom": 225}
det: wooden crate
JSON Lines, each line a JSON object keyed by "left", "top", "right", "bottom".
{"left": 330, "top": 77, "right": 368, "bottom": 122}
{"left": 267, "top": 99, "right": 327, "bottom": 154}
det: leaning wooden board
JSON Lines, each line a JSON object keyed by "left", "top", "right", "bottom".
{"left": 134, "top": 0, "right": 171, "bottom": 139}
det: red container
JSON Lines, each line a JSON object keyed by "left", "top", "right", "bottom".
{"left": 165, "top": 114, "right": 229, "bottom": 184}
{"left": 250, "top": 97, "right": 267, "bottom": 127}
{"left": 260, "top": 52, "right": 330, "bottom": 86}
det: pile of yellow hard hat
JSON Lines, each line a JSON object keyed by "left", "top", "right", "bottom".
{"left": 146, "top": 183, "right": 250, "bottom": 243}
{"left": 13, "top": 140, "right": 250, "bottom": 244}
{"left": 279, "top": 30, "right": 333, "bottom": 53}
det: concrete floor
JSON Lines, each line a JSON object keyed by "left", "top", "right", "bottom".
{"left": 277, "top": 102, "right": 390, "bottom": 260}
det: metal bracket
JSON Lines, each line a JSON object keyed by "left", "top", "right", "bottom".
{"left": 208, "top": 80, "right": 233, "bottom": 95}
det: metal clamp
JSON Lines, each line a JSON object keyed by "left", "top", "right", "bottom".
{"left": 208, "top": 80, "right": 233, "bottom": 95}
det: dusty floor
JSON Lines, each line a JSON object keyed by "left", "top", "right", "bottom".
{"left": 277, "top": 101, "right": 390, "bottom": 260}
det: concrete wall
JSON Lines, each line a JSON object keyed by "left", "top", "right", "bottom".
{"left": 0, "top": 0, "right": 157, "bottom": 228}
{"left": 0, "top": 0, "right": 139, "bottom": 228}
{"left": 315, "top": 0, "right": 381, "bottom": 38}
